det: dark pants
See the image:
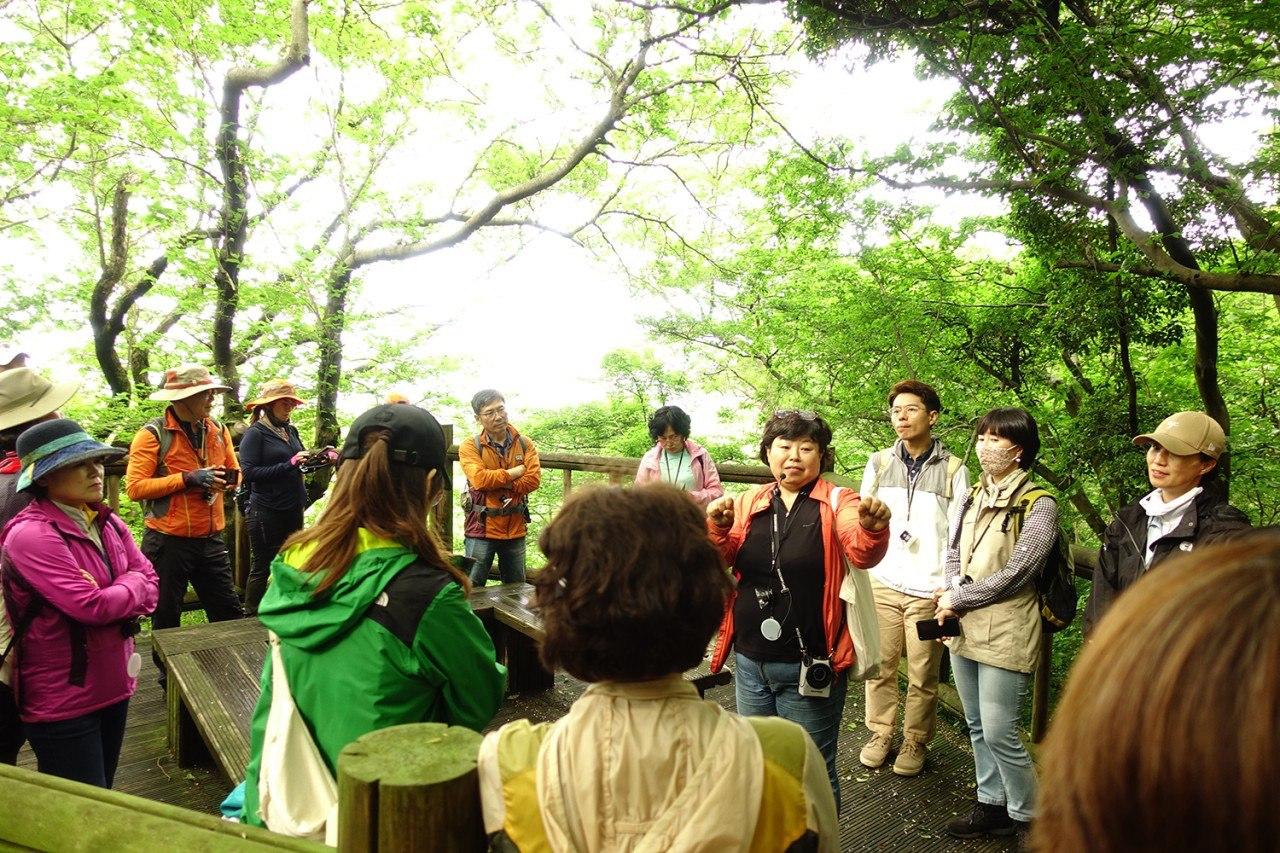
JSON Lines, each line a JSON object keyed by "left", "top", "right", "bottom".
{"left": 24, "top": 698, "right": 129, "bottom": 788}
{"left": 244, "top": 504, "right": 305, "bottom": 616}
{"left": 0, "top": 682, "right": 23, "bottom": 765}
{"left": 142, "top": 529, "right": 244, "bottom": 682}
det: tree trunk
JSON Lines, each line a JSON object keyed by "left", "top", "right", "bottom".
{"left": 307, "top": 267, "right": 350, "bottom": 502}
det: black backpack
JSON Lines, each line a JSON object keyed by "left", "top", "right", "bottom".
{"left": 1003, "top": 486, "right": 1079, "bottom": 633}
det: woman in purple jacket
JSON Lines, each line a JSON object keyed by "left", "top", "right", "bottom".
{"left": 0, "top": 418, "right": 158, "bottom": 787}
{"left": 633, "top": 406, "right": 724, "bottom": 508}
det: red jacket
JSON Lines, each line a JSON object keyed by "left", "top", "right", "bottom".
{"left": 458, "top": 426, "right": 541, "bottom": 540}
{"left": 708, "top": 477, "right": 888, "bottom": 675}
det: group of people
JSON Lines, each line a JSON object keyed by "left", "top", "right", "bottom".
{"left": 1, "top": 342, "right": 1275, "bottom": 851}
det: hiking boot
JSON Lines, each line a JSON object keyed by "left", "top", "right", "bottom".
{"left": 892, "top": 738, "right": 927, "bottom": 776}
{"left": 859, "top": 732, "right": 893, "bottom": 768}
{"left": 945, "top": 802, "right": 1015, "bottom": 838}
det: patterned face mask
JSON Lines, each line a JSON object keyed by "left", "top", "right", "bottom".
{"left": 977, "top": 443, "right": 1021, "bottom": 478}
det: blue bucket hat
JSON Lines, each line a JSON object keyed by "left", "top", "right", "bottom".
{"left": 15, "top": 418, "right": 126, "bottom": 492}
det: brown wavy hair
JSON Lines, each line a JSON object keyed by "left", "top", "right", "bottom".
{"left": 282, "top": 429, "right": 466, "bottom": 596}
{"left": 533, "top": 483, "right": 731, "bottom": 682}
{"left": 1033, "top": 531, "right": 1280, "bottom": 852}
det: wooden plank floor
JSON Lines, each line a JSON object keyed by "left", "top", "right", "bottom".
{"left": 18, "top": 637, "right": 1016, "bottom": 852}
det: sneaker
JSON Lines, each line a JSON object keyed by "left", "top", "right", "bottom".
{"left": 859, "top": 732, "right": 893, "bottom": 768}
{"left": 945, "top": 802, "right": 1015, "bottom": 839}
{"left": 892, "top": 738, "right": 927, "bottom": 776}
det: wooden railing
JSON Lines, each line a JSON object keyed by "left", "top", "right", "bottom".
{"left": 108, "top": 436, "right": 1098, "bottom": 743}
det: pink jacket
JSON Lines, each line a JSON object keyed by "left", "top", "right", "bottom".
{"left": 633, "top": 438, "right": 724, "bottom": 507}
{"left": 1, "top": 499, "right": 158, "bottom": 723}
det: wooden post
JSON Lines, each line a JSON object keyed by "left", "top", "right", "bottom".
{"left": 105, "top": 472, "right": 121, "bottom": 513}
{"left": 436, "top": 424, "right": 455, "bottom": 550}
{"left": 338, "top": 723, "right": 485, "bottom": 852}
{"left": 1030, "top": 633, "right": 1053, "bottom": 742}
{"left": 562, "top": 468, "right": 572, "bottom": 498}
{"left": 607, "top": 472, "right": 623, "bottom": 486}
{"left": 233, "top": 511, "right": 250, "bottom": 592}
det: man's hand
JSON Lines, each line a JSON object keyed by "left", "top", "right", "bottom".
{"left": 183, "top": 468, "right": 224, "bottom": 490}
{"left": 857, "top": 494, "right": 891, "bottom": 532}
{"left": 506, "top": 464, "right": 526, "bottom": 479}
{"left": 707, "top": 495, "right": 735, "bottom": 529}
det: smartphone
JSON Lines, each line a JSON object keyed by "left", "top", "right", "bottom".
{"left": 916, "top": 616, "right": 961, "bottom": 641}
{"left": 221, "top": 468, "right": 240, "bottom": 487}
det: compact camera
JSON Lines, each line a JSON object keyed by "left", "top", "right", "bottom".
{"left": 798, "top": 655, "right": 834, "bottom": 698}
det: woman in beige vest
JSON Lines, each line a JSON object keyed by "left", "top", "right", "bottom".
{"left": 933, "top": 407, "right": 1057, "bottom": 843}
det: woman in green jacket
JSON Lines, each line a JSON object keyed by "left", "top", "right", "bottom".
{"left": 240, "top": 403, "right": 506, "bottom": 831}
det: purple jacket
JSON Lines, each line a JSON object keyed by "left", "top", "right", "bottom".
{"left": 634, "top": 437, "right": 724, "bottom": 507}
{"left": 1, "top": 499, "right": 158, "bottom": 723}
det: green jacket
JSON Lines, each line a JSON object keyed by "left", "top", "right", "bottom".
{"left": 242, "top": 529, "right": 506, "bottom": 827}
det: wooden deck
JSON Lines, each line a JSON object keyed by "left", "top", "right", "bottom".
{"left": 17, "top": 635, "right": 1015, "bottom": 852}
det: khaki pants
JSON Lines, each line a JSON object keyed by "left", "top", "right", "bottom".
{"left": 864, "top": 578, "right": 944, "bottom": 743}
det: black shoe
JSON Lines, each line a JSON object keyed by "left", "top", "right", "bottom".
{"left": 1012, "top": 819, "right": 1031, "bottom": 849}
{"left": 945, "top": 802, "right": 1016, "bottom": 838}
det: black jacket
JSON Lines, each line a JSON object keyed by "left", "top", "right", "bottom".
{"left": 238, "top": 419, "right": 307, "bottom": 513}
{"left": 1084, "top": 488, "right": 1251, "bottom": 635}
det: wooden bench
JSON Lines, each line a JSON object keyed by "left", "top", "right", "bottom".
{"left": 154, "top": 582, "right": 730, "bottom": 785}
{"left": 0, "top": 762, "right": 321, "bottom": 851}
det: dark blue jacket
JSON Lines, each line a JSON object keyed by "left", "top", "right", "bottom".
{"left": 239, "top": 419, "right": 306, "bottom": 513}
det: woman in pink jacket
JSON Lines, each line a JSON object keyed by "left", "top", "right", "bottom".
{"left": 0, "top": 418, "right": 158, "bottom": 788}
{"left": 633, "top": 405, "right": 724, "bottom": 507}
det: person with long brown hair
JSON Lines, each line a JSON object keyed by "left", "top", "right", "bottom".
{"left": 1033, "top": 532, "right": 1280, "bottom": 852}
{"left": 238, "top": 403, "right": 505, "bottom": 830}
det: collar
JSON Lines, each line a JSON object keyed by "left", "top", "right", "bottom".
{"left": 898, "top": 439, "right": 936, "bottom": 464}
{"left": 978, "top": 467, "right": 1030, "bottom": 509}
{"left": 584, "top": 674, "right": 699, "bottom": 701}
{"left": 1139, "top": 486, "right": 1203, "bottom": 519}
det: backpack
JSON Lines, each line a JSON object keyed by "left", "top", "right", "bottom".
{"left": 1002, "top": 486, "right": 1078, "bottom": 633}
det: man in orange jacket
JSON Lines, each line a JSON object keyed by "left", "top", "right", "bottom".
{"left": 126, "top": 365, "right": 244, "bottom": 685}
{"left": 459, "top": 389, "right": 541, "bottom": 585}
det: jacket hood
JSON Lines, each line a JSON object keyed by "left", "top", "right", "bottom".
{"left": 1, "top": 497, "right": 116, "bottom": 548}
{"left": 258, "top": 528, "right": 418, "bottom": 650}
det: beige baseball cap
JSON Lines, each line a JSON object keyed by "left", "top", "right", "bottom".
{"left": 1133, "top": 411, "right": 1226, "bottom": 459}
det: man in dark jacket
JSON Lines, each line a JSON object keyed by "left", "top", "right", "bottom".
{"left": 1085, "top": 412, "right": 1251, "bottom": 635}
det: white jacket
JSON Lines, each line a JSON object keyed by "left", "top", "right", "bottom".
{"left": 860, "top": 440, "right": 969, "bottom": 597}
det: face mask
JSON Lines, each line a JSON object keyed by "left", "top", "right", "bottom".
{"left": 977, "top": 444, "right": 1021, "bottom": 478}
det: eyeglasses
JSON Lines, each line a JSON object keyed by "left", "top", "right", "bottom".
{"left": 773, "top": 409, "right": 818, "bottom": 421}
{"left": 889, "top": 405, "right": 924, "bottom": 418}
{"left": 478, "top": 405, "right": 506, "bottom": 420}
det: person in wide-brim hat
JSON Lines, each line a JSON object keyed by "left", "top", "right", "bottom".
{"left": 148, "top": 364, "right": 231, "bottom": 401}
{"left": 244, "top": 379, "right": 305, "bottom": 411}
{"left": 15, "top": 418, "right": 125, "bottom": 493}
{"left": 0, "top": 368, "right": 79, "bottom": 433}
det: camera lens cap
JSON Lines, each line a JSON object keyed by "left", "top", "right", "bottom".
{"left": 760, "top": 617, "right": 782, "bottom": 641}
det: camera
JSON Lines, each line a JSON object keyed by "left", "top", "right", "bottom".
{"left": 120, "top": 617, "right": 143, "bottom": 639}
{"left": 798, "top": 655, "right": 834, "bottom": 698}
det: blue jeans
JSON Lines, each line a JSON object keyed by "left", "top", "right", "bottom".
{"left": 24, "top": 698, "right": 130, "bottom": 788}
{"left": 950, "top": 653, "right": 1037, "bottom": 822}
{"left": 734, "top": 653, "right": 848, "bottom": 808}
{"left": 465, "top": 536, "right": 527, "bottom": 585}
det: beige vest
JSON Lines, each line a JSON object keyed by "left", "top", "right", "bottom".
{"left": 947, "top": 479, "right": 1043, "bottom": 673}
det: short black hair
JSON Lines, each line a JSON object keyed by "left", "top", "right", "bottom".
{"left": 888, "top": 379, "right": 942, "bottom": 414}
{"left": 647, "top": 405, "right": 692, "bottom": 441}
{"left": 974, "top": 407, "right": 1040, "bottom": 470}
{"left": 758, "top": 410, "right": 835, "bottom": 471}
{"left": 470, "top": 389, "right": 503, "bottom": 416}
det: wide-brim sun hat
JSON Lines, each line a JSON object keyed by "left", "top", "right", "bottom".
{"left": 1133, "top": 411, "right": 1227, "bottom": 460}
{"left": 340, "top": 403, "right": 451, "bottom": 489}
{"left": 245, "top": 379, "right": 305, "bottom": 410}
{"left": 15, "top": 417, "right": 126, "bottom": 492}
{"left": 149, "top": 364, "right": 231, "bottom": 401}
{"left": 0, "top": 368, "right": 80, "bottom": 432}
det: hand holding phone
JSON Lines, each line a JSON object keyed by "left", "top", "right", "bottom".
{"left": 220, "top": 467, "right": 240, "bottom": 488}
{"left": 916, "top": 616, "right": 961, "bottom": 641}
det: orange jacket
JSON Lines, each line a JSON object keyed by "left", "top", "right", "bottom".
{"left": 125, "top": 408, "right": 239, "bottom": 537}
{"left": 708, "top": 477, "right": 888, "bottom": 675}
{"left": 458, "top": 425, "right": 541, "bottom": 540}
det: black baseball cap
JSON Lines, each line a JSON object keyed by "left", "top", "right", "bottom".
{"left": 340, "top": 403, "right": 450, "bottom": 487}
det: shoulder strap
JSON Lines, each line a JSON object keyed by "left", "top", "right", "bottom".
{"left": 745, "top": 716, "right": 809, "bottom": 782}
{"left": 144, "top": 416, "right": 173, "bottom": 478}
{"left": 829, "top": 485, "right": 843, "bottom": 512}
{"left": 365, "top": 560, "right": 455, "bottom": 647}
{"left": 1011, "top": 487, "right": 1053, "bottom": 539}
{"left": 0, "top": 557, "right": 43, "bottom": 669}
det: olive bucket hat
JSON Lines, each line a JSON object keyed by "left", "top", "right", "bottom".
{"left": 15, "top": 418, "right": 126, "bottom": 492}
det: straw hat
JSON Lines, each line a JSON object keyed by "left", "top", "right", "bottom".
{"left": 245, "top": 379, "right": 305, "bottom": 410}
{"left": 0, "top": 368, "right": 80, "bottom": 431}
{"left": 149, "top": 365, "right": 231, "bottom": 401}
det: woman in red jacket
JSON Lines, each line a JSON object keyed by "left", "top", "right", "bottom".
{"left": 1, "top": 418, "right": 158, "bottom": 788}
